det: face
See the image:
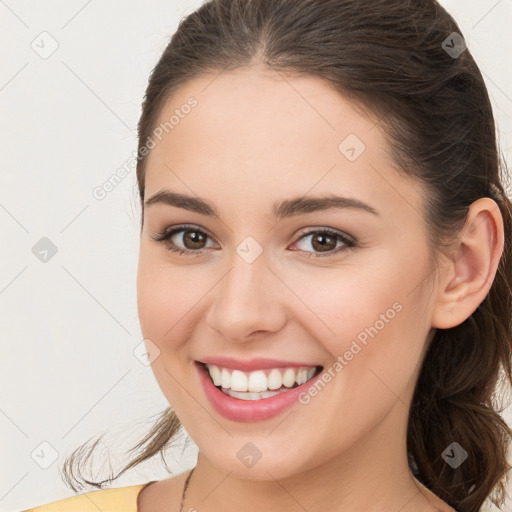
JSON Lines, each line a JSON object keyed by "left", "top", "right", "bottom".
{"left": 136, "top": 65, "right": 439, "bottom": 481}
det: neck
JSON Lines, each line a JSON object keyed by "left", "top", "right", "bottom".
{"left": 184, "top": 402, "right": 450, "bottom": 512}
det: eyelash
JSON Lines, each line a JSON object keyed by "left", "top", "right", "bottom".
{"left": 151, "top": 224, "right": 356, "bottom": 259}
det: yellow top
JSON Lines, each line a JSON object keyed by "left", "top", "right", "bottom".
{"left": 20, "top": 481, "right": 157, "bottom": 512}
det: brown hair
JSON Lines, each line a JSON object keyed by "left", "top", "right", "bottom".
{"left": 61, "top": 1, "right": 512, "bottom": 510}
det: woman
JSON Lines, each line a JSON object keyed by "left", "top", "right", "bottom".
{"left": 21, "top": 0, "right": 512, "bottom": 511}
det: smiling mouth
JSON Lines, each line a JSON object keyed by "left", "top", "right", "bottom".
{"left": 199, "top": 361, "right": 323, "bottom": 400}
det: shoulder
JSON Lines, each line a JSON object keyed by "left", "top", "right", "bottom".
{"left": 20, "top": 481, "right": 156, "bottom": 512}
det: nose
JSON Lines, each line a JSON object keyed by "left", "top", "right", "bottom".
{"left": 205, "top": 251, "right": 286, "bottom": 343}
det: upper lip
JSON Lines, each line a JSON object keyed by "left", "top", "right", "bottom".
{"left": 197, "top": 356, "right": 322, "bottom": 372}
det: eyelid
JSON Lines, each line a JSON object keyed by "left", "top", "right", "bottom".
{"left": 295, "top": 226, "right": 355, "bottom": 244}
{"left": 153, "top": 223, "right": 209, "bottom": 237}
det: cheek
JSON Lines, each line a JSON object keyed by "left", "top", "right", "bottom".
{"left": 136, "top": 253, "right": 204, "bottom": 406}
{"left": 283, "top": 267, "right": 431, "bottom": 455}
{"left": 136, "top": 252, "right": 201, "bottom": 346}
{"left": 284, "top": 250, "right": 432, "bottom": 387}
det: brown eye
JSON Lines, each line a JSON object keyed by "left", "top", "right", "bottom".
{"left": 310, "top": 232, "right": 337, "bottom": 252}
{"left": 293, "top": 228, "right": 355, "bottom": 258}
{"left": 180, "top": 230, "right": 208, "bottom": 249}
{"left": 151, "top": 225, "right": 215, "bottom": 255}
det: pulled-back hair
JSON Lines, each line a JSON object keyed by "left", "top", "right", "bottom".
{"left": 62, "top": 1, "right": 512, "bottom": 510}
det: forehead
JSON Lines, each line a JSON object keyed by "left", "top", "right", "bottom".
{"left": 143, "top": 66, "right": 424, "bottom": 224}
{"left": 148, "top": 65, "right": 377, "bottom": 167}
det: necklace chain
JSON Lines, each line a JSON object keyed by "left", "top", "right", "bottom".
{"left": 177, "top": 466, "right": 445, "bottom": 512}
{"left": 179, "top": 467, "right": 195, "bottom": 512}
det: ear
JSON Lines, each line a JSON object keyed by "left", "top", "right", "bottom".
{"left": 431, "top": 197, "right": 505, "bottom": 329}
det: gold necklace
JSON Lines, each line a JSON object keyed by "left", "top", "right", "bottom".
{"left": 179, "top": 467, "right": 195, "bottom": 512}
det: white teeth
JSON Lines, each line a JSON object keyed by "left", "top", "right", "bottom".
{"left": 209, "top": 365, "right": 222, "bottom": 386}
{"left": 267, "top": 369, "right": 282, "bottom": 390}
{"left": 204, "top": 363, "right": 319, "bottom": 393}
{"left": 297, "top": 368, "right": 307, "bottom": 385}
{"left": 248, "top": 371, "right": 268, "bottom": 392}
{"left": 221, "top": 367, "right": 230, "bottom": 389}
{"left": 231, "top": 370, "right": 248, "bottom": 391}
{"left": 282, "top": 368, "right": 296, "bottom": 387}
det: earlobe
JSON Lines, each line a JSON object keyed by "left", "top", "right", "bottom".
{"left": 431, "top": 197, "right": 504, "bottom": 329}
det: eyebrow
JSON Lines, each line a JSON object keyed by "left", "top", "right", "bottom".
{"left": 144, "top": 190, "right": 379, "bottom": 219}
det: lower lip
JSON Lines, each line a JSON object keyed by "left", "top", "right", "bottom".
{"left": 195, "top": 361, "right": 323, "bottom": 423}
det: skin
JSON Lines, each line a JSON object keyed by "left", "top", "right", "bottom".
{"left": 136, "top": 64, "right": 504, "bottom": 512}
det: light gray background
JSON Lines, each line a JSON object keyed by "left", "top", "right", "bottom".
{"left": 1, "top": 1, "right": 511, "bottom": 511}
